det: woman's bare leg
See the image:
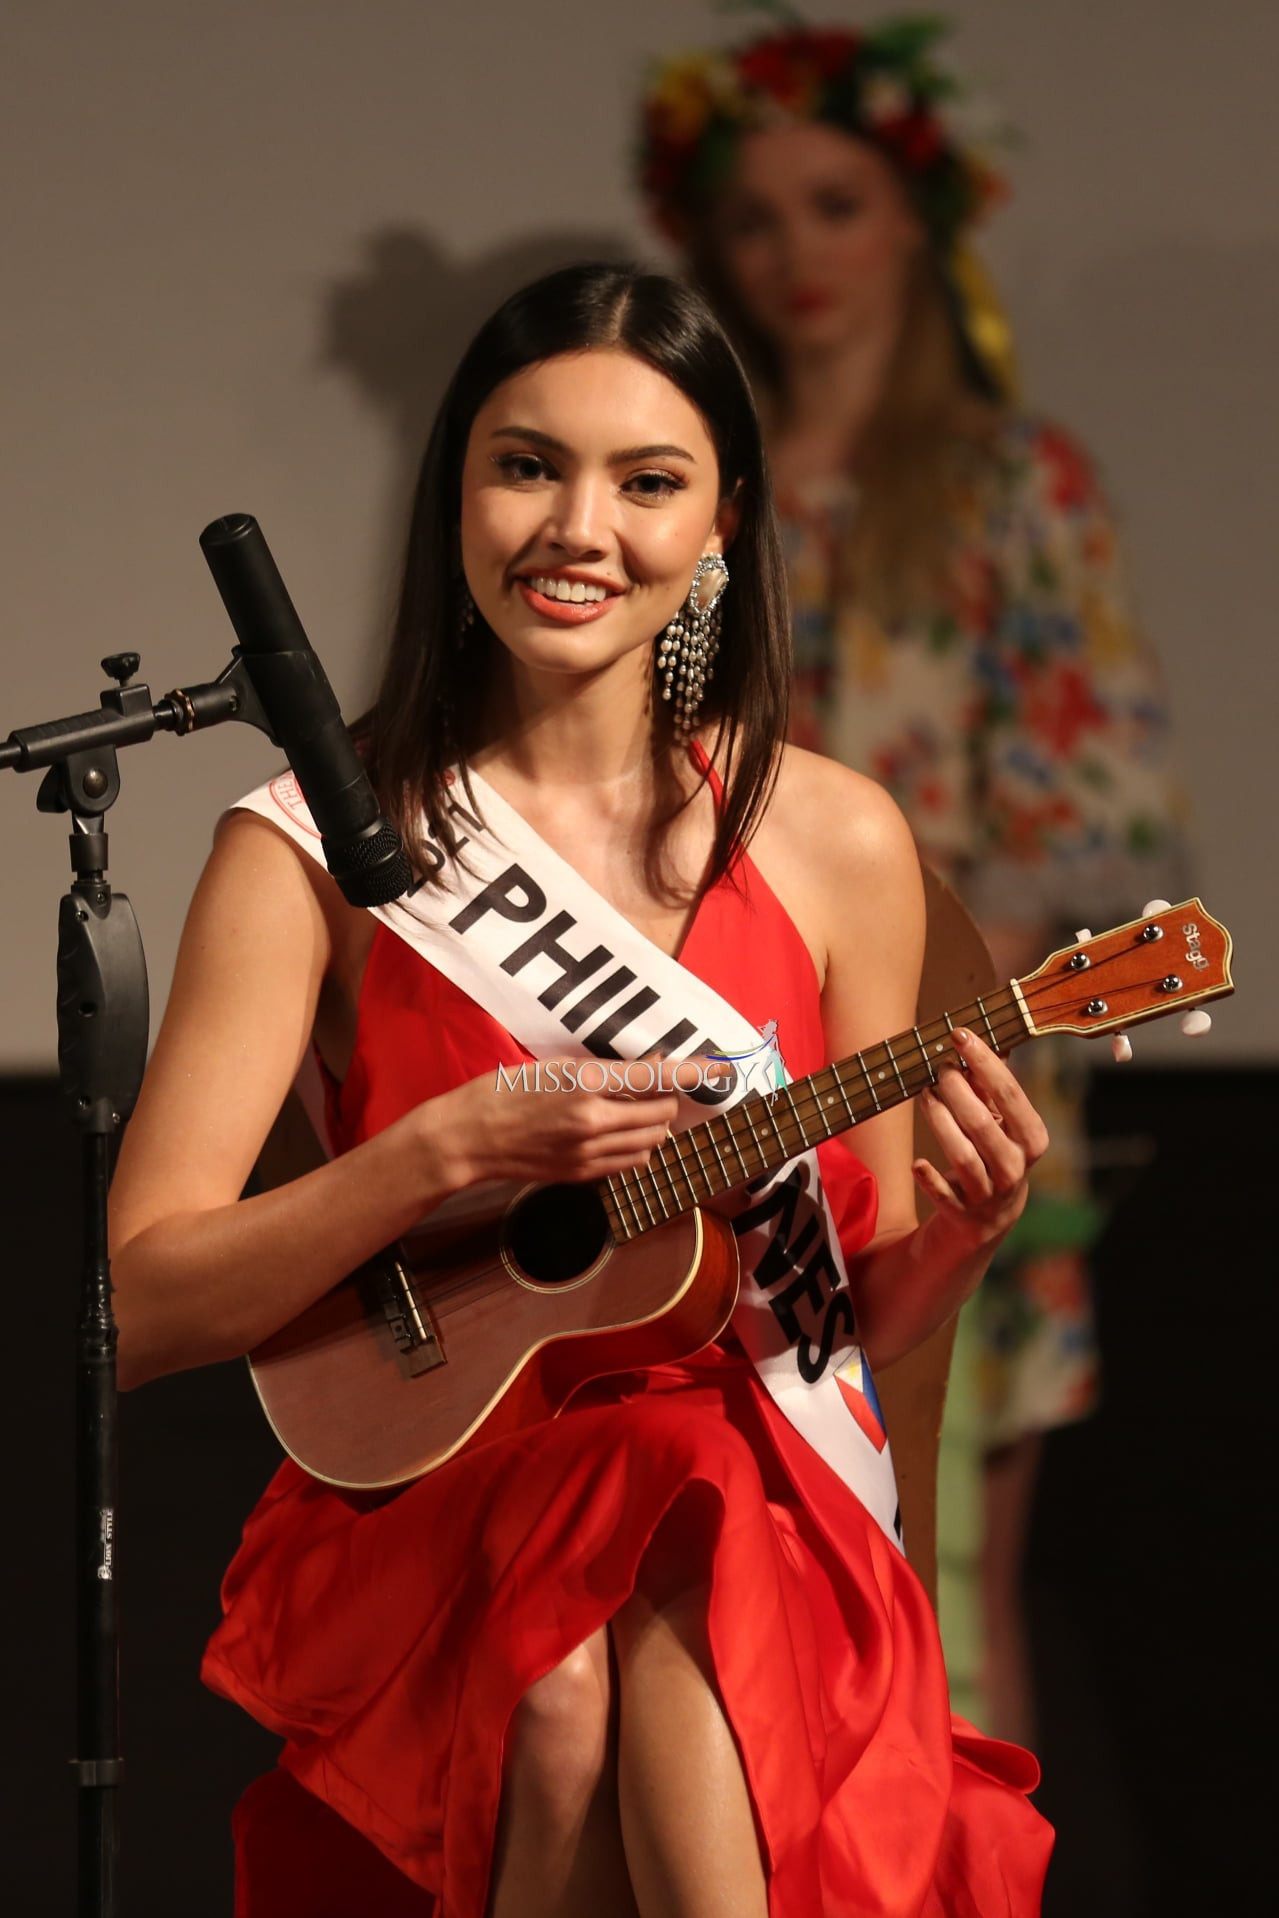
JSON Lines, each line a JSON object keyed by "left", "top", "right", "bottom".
{"left": 610, "top": 1506, "right": 768, "bottom": 1918}
{"left": 487, "top": 1630, "right": 639, "bottom": 1918}
{"left": 488, "top": 1489, "right": 768, "bottom": 1918}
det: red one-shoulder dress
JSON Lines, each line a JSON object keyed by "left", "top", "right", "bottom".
{"left": 203, "top": 837, "right": 1052, "bottom": 1917}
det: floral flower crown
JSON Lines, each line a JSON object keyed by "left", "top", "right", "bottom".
{"left": 637, "top": 11, "right": 1008, "bottom": 250}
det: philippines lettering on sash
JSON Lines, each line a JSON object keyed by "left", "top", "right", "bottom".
{"left": 231, "top": 769, "right": 903, "bottom": 1546}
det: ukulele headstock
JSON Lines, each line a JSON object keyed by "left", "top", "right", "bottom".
{"left": 1015, "top": 899, "right": 1234, "bottom": 1040}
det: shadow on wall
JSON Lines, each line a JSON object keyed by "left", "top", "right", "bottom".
{"left": 319, "top": 225, "right": 633, "bottom": 646}
{"left": 1032, "top": 239, "right": 1279, "bottom": 526}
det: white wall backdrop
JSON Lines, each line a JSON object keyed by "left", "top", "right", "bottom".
{"left": 1, "top": 0, "right": 1273, "bottom": 1069}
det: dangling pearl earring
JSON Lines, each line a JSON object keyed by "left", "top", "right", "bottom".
{"left": 657, "top": 554, "right": 729, "bottom": 742}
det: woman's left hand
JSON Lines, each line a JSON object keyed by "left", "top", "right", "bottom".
{"left": 912, "top": 1028, "right": 1050, "bottom": 1253}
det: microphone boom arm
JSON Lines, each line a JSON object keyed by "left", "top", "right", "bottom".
{"left": 0, "top": 651, "right": 275, "bottom": 779}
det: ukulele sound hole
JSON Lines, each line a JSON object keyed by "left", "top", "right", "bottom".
{"left": 505, "top": 1185, "right": 611, "bottom": 1286}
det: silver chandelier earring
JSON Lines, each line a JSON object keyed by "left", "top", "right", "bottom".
{"left": 657, "top": 553, "right": 729, "bottom": 741}
{"left": 458, "top": 583, "right": 476, "bottom": 643}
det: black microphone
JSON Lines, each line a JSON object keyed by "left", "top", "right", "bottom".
{"left": 199, "top": 513, "right": 412, "bottom": 907}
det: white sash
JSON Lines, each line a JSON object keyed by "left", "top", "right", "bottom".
{"left": 236, "top": 770, "right": 902, "bottom": 1545}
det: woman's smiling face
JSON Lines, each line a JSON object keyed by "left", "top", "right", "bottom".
{"left": 459, "top": 347, "right": 733, "bottom": 689}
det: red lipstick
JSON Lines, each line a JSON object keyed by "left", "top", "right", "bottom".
{"left": 786, "top": 288, "right": 836, "bottom": 316}
{"left": 516, "top": 581, "right": 620, "bottom": 625}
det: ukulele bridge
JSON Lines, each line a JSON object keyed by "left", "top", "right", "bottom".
{"left": 361, "top": 1245, "right": 446, "bottom": 1376}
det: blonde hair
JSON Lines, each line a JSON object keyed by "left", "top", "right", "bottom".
{"left": 848, "top": 257, "right": 1002, "bottom": 622}
{"left": 691, "top": 241, "right": 1004, "bottom": 625}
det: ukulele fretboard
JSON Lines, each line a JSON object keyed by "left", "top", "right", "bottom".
{"left": 602, "top": 984, "right": 1030, "bottom": 1241}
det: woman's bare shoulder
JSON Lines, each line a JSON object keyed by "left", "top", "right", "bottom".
{"left": 763, "top": 743, "right": 919, "bottom": 873}
{"left": 209, "top": 805, "right": 374, "bottom": 1000}
{"left": 747, "top": 745, "right": 923, "bottom": 982}
{"left": 213, "top": 801, "right": 323, "bottom": 877}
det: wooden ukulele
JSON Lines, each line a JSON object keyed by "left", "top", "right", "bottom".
{"left": 250, "top": 900, "right": 1233, "bottom": 1489}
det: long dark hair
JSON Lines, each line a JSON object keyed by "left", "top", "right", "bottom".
{"left": 363, "top": 261, "right": 791, "bottom": 892}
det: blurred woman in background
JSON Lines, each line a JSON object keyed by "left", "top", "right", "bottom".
{"left": 638, "top": 10, "right": 1185, "bottom": 1743}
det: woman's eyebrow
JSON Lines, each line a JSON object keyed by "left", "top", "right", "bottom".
{"left": 490, "top": 426, "right": 698, "bottom": 463}
{"left": 613, "top": 443, "right": 698, "bottom": 463}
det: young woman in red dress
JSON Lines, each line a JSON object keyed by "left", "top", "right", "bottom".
{"left": 109, "top": 263, "right": 1053, "bottom": 1917}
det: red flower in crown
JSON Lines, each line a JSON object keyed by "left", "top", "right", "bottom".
{"left": 736, "top": 34, "right": 803, "bottom": 98}
{"left": 803, "top": 28, "right": 863, "bottom": 79}
{"left": 737, "top": 29, "right": 860, "bottom": 100}
{"left": 876, "top": 108, "right": 944, "bottom": 169}
{"left": 641, "top": 149, "right": 685, "bottom": 200}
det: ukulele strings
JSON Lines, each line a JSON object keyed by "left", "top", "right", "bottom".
{"left": 397, "top": 951, "right": 1173, "bottom": 1313}
{"left": 621, "top": 953, "right": 1172, "bottom": 1224}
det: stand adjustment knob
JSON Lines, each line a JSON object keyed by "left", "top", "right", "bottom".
{"left": 101, "top": 653, "right": 141, "bottom": 686}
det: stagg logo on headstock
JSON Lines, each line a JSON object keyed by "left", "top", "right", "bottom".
{"left": 1182, "top": 920, "right": 1210, "bottom": 971}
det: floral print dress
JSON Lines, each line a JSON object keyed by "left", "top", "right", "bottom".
{"left": 781, "top": 415, "right": 1186, "bottom": 1445}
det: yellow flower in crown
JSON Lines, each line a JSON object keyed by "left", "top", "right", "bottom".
{"left": 861, "top": 71, "right": 912, "bottom": 123}
{"left": 648, "top": 51, "right": 740, "bottom": 146}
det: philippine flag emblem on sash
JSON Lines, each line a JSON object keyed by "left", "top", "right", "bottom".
{"left": 834, "top": 1348, "right": 888, "bottom": 1453}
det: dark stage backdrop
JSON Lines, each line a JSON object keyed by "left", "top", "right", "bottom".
{"left": 2, "top": 1067, "right": 1270, "bottom": 1916}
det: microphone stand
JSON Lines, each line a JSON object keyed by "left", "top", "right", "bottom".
{"left": 1, "top": 648, "right": 273, "bottom": 1918}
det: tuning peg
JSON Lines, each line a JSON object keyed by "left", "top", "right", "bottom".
{"left": 1143, "top": 899, "right": 1172, "bottom": 916}
{"left": 1180, "top": 1009, "right": 1212, "bottom": 1037}
{"left": 1110, "top": 1032, "right": 1133, "bottom": 1062}
{"left": 1074, "top": 927, "right": 1093, "bottom": 943}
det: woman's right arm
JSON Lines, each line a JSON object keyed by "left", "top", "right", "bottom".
{"left": 110, "top": 811, "right": 678, "bottom": 1389}
{"left": 109, "top": 810, "right": 462, "bottom": 1388}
